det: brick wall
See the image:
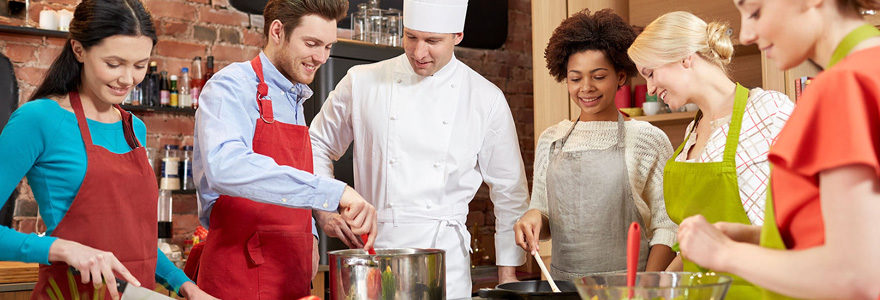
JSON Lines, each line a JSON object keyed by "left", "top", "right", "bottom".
{"left": 1, "top": 0, "right": 534, "bottom": 268}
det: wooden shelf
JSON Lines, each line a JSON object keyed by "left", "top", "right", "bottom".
{"left": 121, "top": 105, "right": 196, "bottom": 115}
{"left": 632, "top": 111, "right": 696, "bottom": 123}
{"left": 0, "top": 24, "right": 68, "bottom": 38}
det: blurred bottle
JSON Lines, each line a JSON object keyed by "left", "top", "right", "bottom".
{"left": 205, "top": 56, "right": 215, "bottom": 81}
{"left": 190, "top": 57, "right": 203, "bottom": 109}
{"left": 143, "top": 61, "right": 160, "bottom": 107}
{"left": 130, "top": 83, "right": 142, "bottom": 106}
{"left": 179, "top": 68, "right": 191, "bottom": 108}
{"left": 159, "top": 71, "right": 170, "bottom": 107}
{"left": 158, "top": 189, "right": 173, "bottom": 240}
{"left": 180, "top": 145, "right": 195, "bottom": 190}
{"left": 160, "top": 144, "right": 180, "bottom": 190}
{"left": 169, "top": 75, "right": 179, "bottom": 108}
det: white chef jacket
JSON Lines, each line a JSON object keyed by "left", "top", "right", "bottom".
{"left": 310, "top": 54, "right": 528, "bottom": 297}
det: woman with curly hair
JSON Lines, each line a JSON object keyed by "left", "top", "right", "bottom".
{"left": 514, "top": 9, "right": 677, "bottom": 280}
{"left": 628, "top": 11, "right": 794, "bottom": 299}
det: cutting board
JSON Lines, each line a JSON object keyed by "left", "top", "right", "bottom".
{"left": 0, "top": 261, "right": 39, "bottom": 284}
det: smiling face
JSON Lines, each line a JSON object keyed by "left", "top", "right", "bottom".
{"left": 735, "top": 0, "right": 819, "bottom": 69}
{"left": 636, "top": 56, "right": 697, "bottom": 111}
{"left": 274, "top": 14, "right": 337, "bottom": 84}
{"left": 566, "top": 50, "right": 627, "bottom": 121}
{"left": 73, "top": 35, "right": 153, "bottom": 105}
{"left": 403, "top": 28, "right": 463, "bottom": 76}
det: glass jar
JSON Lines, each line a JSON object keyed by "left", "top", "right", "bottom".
{"left": 384, "top": 9, "right": 402, "bottom": 47}
{"left": 180, "top": 145, "right": 195, "bottom": 190}
{"left": 158, "top": 189, "right": 173, "bottom": 240}
{"left": 351, "top": 3, "right": 369, "bottom": 41}
{"left": 160, "top": 144, "right": 180, "bottom": 190}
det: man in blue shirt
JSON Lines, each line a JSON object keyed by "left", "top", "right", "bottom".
{"left": 190, "top": 0, "right": 376, "bottom": 298}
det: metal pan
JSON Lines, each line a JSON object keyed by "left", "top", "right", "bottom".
{"left": 478, "top": 280, "right": 581, "bottom": 300}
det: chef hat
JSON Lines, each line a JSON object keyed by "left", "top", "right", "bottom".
{"left": 403, "top": 0, "right": 468, "bottom": 33}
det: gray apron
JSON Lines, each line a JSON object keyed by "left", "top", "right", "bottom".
{"left": 547, "top": 114, "right": 649, "bottom": 281}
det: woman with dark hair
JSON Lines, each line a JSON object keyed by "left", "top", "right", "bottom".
{"left": 678, "top": 0, "right": 880, "bottom": 299}
{"left": 513, "top": 9, "right": 677, "bottom": 280}
{"left": 0, "top": 0, "right": 214, "bottom": 299}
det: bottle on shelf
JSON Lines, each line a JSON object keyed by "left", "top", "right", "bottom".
{"left": 169, "top": 75, "right": 179, "bottom": 108}
{"left": 143, "top": 61, "right": 160, "bottom": 107}
{"left": 191, "top": 57, "right": 203, "bottom": 109}
{"left": 160, "top": 144, "right": 180, "bottom": 190}
{"left": 159, "top": 71, "right": 170, "bottom": 107}
{"left": 158, "top": 189, "right": 173, "bottom": 240}
{"left": 130, "top": 83, "right": 142, "bottom": 106}
{"left": 180, "top": 145, "right": 195, "bottom": 190}
{"left": 179, "top": 68, "right": 191, "bottom": 109}
{"left": 205, "top": 56, "right": 214, "bottom": 82}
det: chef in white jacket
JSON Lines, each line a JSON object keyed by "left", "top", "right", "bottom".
{"left": 309, "top": 0, "right": 528, "bottom": 298}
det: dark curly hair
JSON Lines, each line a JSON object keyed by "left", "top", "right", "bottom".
{"left": 544, "top": 9, "right": 638, "bottom": 82}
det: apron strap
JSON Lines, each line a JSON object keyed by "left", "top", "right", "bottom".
{"left": 250, "top": 56, "right": 275, "bottom": 123}
{"left": 721, "top": 83, "right": 750, "bottom": 163}
{"left": 69, "top": 91, "right": 95, "bottom": 147}
{"left": 116, "top": 105, "right": 141, "bottom": 149}
{"left": 829, "top": 24, "right": 880, "bottom": 68}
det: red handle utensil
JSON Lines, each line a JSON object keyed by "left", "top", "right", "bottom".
{"left": 361, "top": 234, "right": 376, "bottom": 255}
{"left": 627, "top": 222, "right": 640, "bottom": 298}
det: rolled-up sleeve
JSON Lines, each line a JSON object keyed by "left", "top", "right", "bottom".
{"left": 194, "top": 65, "right": 345, "bottom": 227}
{"left": 478, "top": 93, "right": 529, "bottom": 267}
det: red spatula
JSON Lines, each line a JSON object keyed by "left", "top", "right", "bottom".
{"left": 627, "top": 222, "right": 640, "bottom": 298}
{"left": 362, "top": 234, "right": 376, "bottom": 255}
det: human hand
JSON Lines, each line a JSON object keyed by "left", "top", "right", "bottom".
{"left": 179, "top": 281, "right": 219, "bottom": 299}
{"left": 337, "top": 186, "right": 377, "bottom": 250}
{"left": 312, "top": 236, "right": 319, "bottom": 279}
{"left": 677, "top": 215, "right": 735, "bottom": 271}
{"left": 49, "top": 239, "right": 139, "bottom": 300}
{"left": 313, "top": 210, "right": 363, "bottom": 248}
{"left": 714, "top": 222, "right": 762, "bottom": 245}
{"left": 514, "top": 209, "right": 545, "bottom": 254}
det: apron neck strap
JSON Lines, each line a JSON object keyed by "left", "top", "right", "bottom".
{"left": 69, "top": 91, "right": 94, "bottom": 147}
{"left": 555, "top": 112, "right": 626, "bottom": 150}
{"left": 829, "top": 24, "right": 880, "bottom": 68}
{"left": 68, "top": 91, "right": 140, "bottom": 149}
{"left": 721, "top": 83, "right": 749, "bottom": 162}
{"left": 250, "top": 56, "right": 274, "bottom": 123}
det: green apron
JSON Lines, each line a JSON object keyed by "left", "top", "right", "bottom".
{"left": 663, "top": 83, "right": 760, "bottom": 300}
{"left": 759, "top": 23, "right": 880, "bottom": 300}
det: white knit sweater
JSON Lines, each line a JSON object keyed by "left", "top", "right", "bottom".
{"left": 530, "top": 119, "right": 678, "bottom": 247}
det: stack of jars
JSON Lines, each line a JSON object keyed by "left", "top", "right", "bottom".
{"left": 351, "top": 0, "right": 402, "bottom": 47}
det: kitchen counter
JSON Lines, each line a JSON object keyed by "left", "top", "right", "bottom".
{"left": 0, "top": 261, "right": 39, "bottom": 284}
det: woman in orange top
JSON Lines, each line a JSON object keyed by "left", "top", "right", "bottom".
{"left": 676, "top": 0, "right": 880, "bottom": 299}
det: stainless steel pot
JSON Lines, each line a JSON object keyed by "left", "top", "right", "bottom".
{"left": 328, "top": 248, "right": 445, "bottom": 300}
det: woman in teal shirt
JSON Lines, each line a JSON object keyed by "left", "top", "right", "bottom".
{"left": 0, "top": 0, "right": 213, "bottom": 299}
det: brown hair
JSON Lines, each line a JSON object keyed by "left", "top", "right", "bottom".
{"left": 262, "top": 0, "right": 348, "bottom": 38}
{"left": 544, "top": 9, "right": 638, "bottom": 83}
{"left": 838, "top": 0, "right": 880, "bottom": 12}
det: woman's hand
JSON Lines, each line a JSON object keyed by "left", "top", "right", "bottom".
{"left": 677, "top": 215, "right": 735, "bottom": 272}
{"left": 48, "top": 239, "right": 139, "bottom": 300}
{"left": 514, "top": 209, "right": 547, "bottom": 254}
{"left": 714, "top": 222, "right": 762, "bottom": 245}
{"left": 179, "top": 281, "right": 219, "bottom": 299}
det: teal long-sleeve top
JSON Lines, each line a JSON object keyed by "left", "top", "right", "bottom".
{"left": 0, "top": 99, "right": 191, "bottom": 293}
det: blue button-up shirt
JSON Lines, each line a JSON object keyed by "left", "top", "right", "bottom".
{"left": 194, "top": 52, "right": 345, "bottom": 237}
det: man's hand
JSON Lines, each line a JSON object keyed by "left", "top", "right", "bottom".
{"left": 314, "top": 210, "right": 364, "bottom": 248}
{"left": 498, "top": 266, "right": 518, "bottom": 284}
{"left": 312, "top": 236, "right": 319, "bottom": 279}
{"left": 337, "top": 186, "right": 377, "bottom": 250}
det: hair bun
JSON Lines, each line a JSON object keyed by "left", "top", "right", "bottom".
{"left": 705, "top": 22, "right": 734, "bottom": 65}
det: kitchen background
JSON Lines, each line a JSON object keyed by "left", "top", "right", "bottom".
{"left": 0, "top": 0, "right": 535, "bottom": 273}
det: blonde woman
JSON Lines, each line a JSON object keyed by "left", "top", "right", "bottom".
{"left": 628, "top": 11, "right": 794, "bottom": 299}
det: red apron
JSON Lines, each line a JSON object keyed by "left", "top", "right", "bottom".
{"left": 32, "top": 91, "right": 158, "bottom": 299}
{"left": 195, "top": 56, "right": 314, "bottom": 299}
